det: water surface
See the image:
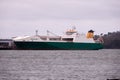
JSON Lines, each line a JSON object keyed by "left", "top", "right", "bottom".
{"left": 0, "top": 49, "right": 120, "bottom": 80}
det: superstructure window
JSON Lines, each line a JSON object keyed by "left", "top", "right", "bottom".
{"left": 40, "top": 38, "right": 47, "bottom": 40}
{"left": 49, "top": 38, "right": 61, "bottom": 40}
{"left": 62, "top": 38, "right": 73, "bottom": 42}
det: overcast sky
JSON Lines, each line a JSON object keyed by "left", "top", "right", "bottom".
{"left": 0, "top": 0, "right": 120, "bottom": 38}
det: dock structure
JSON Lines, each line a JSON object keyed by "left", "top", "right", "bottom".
{"left": 0, "top": 39, "right": 14, "bottom": 50}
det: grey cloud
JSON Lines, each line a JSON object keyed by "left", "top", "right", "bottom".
{"left": 0, "top": 0, "right": 120, "bottom": 38}
{"left": 0, "top": 0, "right": 120, "bottom": 20}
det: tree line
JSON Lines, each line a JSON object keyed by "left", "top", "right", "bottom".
{"left": 94, "top": 31, "right": 120, "bottom": 49}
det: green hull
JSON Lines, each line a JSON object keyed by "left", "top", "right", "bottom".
{"left": 14, "top": 41, "right": 103, "bottom": 50}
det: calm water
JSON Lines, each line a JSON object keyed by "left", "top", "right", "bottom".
{"left": 0, "top": 49, "right": 120, "bottom": 80}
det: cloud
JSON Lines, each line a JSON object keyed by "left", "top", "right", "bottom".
{"left": 0, "top": 0, "right": 120, "bottom": 38}
{"left": 0, "top": 0, "right": 120, "bottom": 20}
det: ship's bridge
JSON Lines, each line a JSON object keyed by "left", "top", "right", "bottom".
{"left": 61, "top": 28, "right": 77, "bottom": 42}
{"left": 66, "top": 28, "right": 77, "bottom": 35}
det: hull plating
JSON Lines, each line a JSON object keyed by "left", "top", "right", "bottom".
{"left": 14, "top": 41, "right": 103, "bottom": 50}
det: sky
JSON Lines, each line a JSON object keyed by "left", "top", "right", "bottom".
{"left": 0, "top": 0, "right": 120, "bottom": 38}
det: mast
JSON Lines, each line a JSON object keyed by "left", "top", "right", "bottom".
{"left": 36, "top": 30, "right": 38, "bottom": 36}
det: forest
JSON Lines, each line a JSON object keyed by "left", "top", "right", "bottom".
{"left": 95, "top": 31, "right": 120, "bottom": 49}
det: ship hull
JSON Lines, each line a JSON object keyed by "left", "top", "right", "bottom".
{"left": 14, "top": 41, "right": 103, "bottom": 50}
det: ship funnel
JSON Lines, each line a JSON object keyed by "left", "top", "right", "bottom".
{"left": 87, "top": 30, "right": 94, "bottom": 38}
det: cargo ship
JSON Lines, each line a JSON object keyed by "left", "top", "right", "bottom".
{"left": 13, "top": 28, "right": 103, "bottom": 50}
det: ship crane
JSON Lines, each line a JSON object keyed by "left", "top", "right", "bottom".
{"left": 46, "top": 30, "right": 61, "bottom": 41}
{"left": 47, "top": 30, "right": 60, "bottom": 37}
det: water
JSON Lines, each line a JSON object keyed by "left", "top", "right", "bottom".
{"left": 0, "top": 49, "right": 120, "bottom": 80}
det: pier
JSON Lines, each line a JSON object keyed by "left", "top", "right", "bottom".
{"left": 0, "top": 39, "right": 14, "bottom": 50}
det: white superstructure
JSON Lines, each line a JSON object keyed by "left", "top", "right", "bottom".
{"left": 13, "top": 28, "right": 98, "bottom": 43}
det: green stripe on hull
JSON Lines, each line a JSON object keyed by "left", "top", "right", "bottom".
{"left": 14, "top": 41, "right": 103, "bottom": 50}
